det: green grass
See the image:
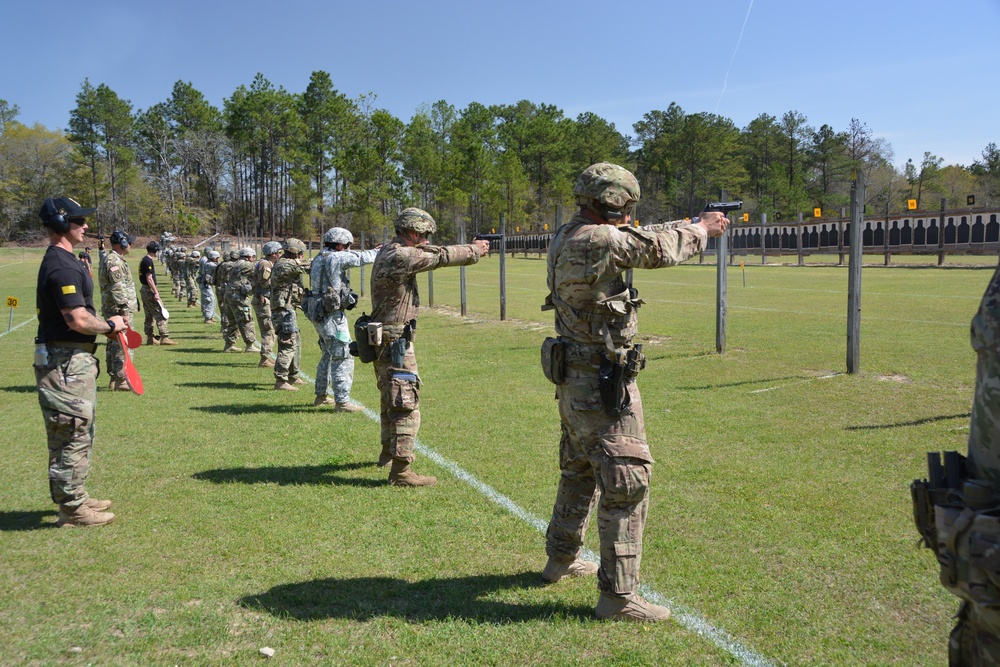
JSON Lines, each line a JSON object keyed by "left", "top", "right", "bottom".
{"left": 0, "top": 246, "right": 988, "bottom": 665}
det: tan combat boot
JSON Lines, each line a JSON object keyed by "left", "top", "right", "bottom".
{"left": 109, "top": 377, "right": 129, "bottom": 391}
{"left": 274, "top": 381, "right": 299, "bottom": 391}
{"left": 159, "top": 336, "right": 178, "bottom": 346}
{"left": 146, "top": 335, "right": 160, "bottom": 346}
{"left": 291, "top": 377, "right": 306, "bottom": 386}
{"left": 82, "top": 498, "right": 113, "bottom": 511}
{"left": 314, "top": 394, "right": 336, "bottom": 406}
{"left": 334, "top": 402, "right": 363, "bottom": 413}
{"left": 388, "top": 459, "right": 436, "bottom": 487}
{"left": 58, "top": 504, "right": 115, "bottom": 528}
{"left": 377, "top": 445, "right": 392, "bottom": 467}
{"left": 245, "top": 345, "right": 261, "bottom": 353}
{"left": 259, "top": 357, "right": 274, "bottom": 368}
{"left": 222, "top": 345, "right": 243, "bottom": 353}
{"left": 542, "top": 556, "right": 599, "bottom": 583}
{"left": 595, "top": 593, "right": 671, "bottom": 622}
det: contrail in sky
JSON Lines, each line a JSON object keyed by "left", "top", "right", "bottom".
{"left": 714, "top": 0, "right": 756, "bottom": 114}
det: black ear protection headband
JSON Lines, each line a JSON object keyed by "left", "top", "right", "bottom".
{"left": 41, "top": 204, "right": 71, "bottom": 234}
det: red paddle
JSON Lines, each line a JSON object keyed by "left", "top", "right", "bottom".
{"left": 117, "top": 331, "right": 144, "bottom": 395}
{"left": 123, "top": 325, "right": 143, "bottom": 349}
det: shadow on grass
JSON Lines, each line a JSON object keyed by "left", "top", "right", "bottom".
{"left": 846, "top": 413, "right": 971, "bottom": 430}
{"left": 239, "top": 572, "right": 590, "bottom": 623}
{"left": 677, "top": 375, "right": 803, "bottom": 390}
{"left": 161, "top": 334, "right": 218, "bottom": 340}
{"left": 173, "top": 361, "right": 242, "bottom": 368}
{"left": 170, "top": 348, "right": 226, "bottom": 354}
{"left": 178, "top": 382, "right": 270, "bottom": 391}
{"left": 0, "top": 385, "right": 36, "bottom": 394}
{"left": 0, "top": 510, "right": 58, "bottom": 531}
{"left": 193, "top": 462, "right": 381, "bottom": 488}
{"left": 192, "top": 403, "right": 318, "bottom": 415}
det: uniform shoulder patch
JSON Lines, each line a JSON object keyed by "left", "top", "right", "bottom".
{"left": 61, "top": 285, "right": 77, "bottom": 295}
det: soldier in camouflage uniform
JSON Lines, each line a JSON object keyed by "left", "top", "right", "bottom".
{"left": 172, "top": 249, "right": 187, "bottom": 302}
{"left": 221, "top": 247, "right": 259, "bottom": 354}
{"left": 541, "top": 163, "right": 728, "bottom": 621}
{"left": 213, "top": 251, "right": 235, "bottom": 334}
{"left": 199, "top": 250, "right": 220, "bottom": 323}
{"left": 369, "top": 208, "right": 489, "bottom": 486}
{"left": 253, "top": 242, "right": 282, "bottom": 368}
{"left": 98, "top": 230, "right": 139, "bottom": 391}
{"left": 271, "top": 239, "right": 310, "bottom": 390}
{"left": 310, "top": 227, "right": 378, "bottom": 410}
{"left": 185, "top": 250, "right": 201, "bottom": 308}
{"left": 35, "top": 197, "right": 125, "bottom": 527}
{"left": 930, "top": 266, "right": 1000, "bottom": 665}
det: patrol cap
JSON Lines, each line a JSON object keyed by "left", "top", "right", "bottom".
{"left": 39, "top": 197, "right": 96, "bottom": 224}
{"left": 110, "top": 230, "right": 137, "bottom": 247}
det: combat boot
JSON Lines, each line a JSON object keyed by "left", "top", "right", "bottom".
{"left": 109, "top": 377, "right": 129, "bottom": 391}
{"left": 314, "top": 394, "right": 336, "bottom": 406}
{"left": 377, "top": 445, "right": 392, "bottom": 467}
{"left": 594, "top": 593, "right": 671, "bottom": 622}
{"left": 159, "top": 337, "right": 178, "bottom": 346}
{"left": 258, "top": 357, "right": 275, "bottom": 368}
{"left": 245, "top": 344, "right": 261, "bottom": 353}
{"left": 334, "top": 402, "right": 364, "bottom": 413}
{"left": 291, "top": 377, "right": 306, "bottom": 386}
{"left": 274, "top": 381, "right": 299, "bottom": 391}
{"left": 542, "top": 556, "right": 599, "bottom": 583}
{"left": 146, "top": 335, "right": 160, "bottom": 346}
{"left": 82, "top": 498, "right": 113, "bottom": 511}
{"left": 222, "top": 345, "right": 243, "bottom": 353}
{"left": 388, "top": 459, "right": 436, "bottom": 487}
{"left": 57, "top": 504, "right": 115, "bottom": 528}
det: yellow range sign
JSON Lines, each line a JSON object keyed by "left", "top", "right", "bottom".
{"left": 6, "top": 296, "right": 18, "bottom": 308}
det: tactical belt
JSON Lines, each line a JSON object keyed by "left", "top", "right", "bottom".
{"left": 46, "top": 341, "right": 98, "bottom": 354}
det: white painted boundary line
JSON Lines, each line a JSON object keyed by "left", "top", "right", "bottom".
{"left": 0, "top": 316, "right": 35, "bottom": 339}
{"left": 293, "top": 368, "right": 776, "bottom": 666}
{"left": 750, "top": 373, "right": 842, "bottom": 394}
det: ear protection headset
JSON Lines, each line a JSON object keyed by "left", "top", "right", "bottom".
{"left": 110, "top": 230, "right": 130, "bottom": 248}
{"left": 39, "top": 200, "right": 71, "bottom": 234}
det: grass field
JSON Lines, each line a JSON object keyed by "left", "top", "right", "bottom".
{"left": 0, "top": 245, "right": 992, "bottom": 665}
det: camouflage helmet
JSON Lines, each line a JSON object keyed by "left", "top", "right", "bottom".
{"left": 205, "top": 245, "right": 215, "bottom": 254}
{"left": 208, "top": 250, "right": 221, "bottom": 260}
{"left": 394, "top": 207, "right": 437, "bottom": 235}
{"left": 176, "top": 251, "right": 187, "bottom": 259}
{"left": 262, "top": 241, "right": 283, "bottom": 256}
{"left": 283, "top": 238, "right": 306, "bottom": 256}
{"left": 323, "top": 226, "right": 353, "bottom": 246}
{"left": 190, "top": 250, "right": 201, "bottom": 258}
{"left": 573, "top": 162, "right": 640, "bottom": 211}
{"left": 238, "top": 246, "right": 255, "bottom": 259}
{"left": 227, "top": 250, "right": 238, "bottom": 261}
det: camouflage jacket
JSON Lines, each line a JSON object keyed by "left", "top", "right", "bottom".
{"left": 98, "top": 249, "right": 138, "bottom": 317}
{"left": 969, "top": 266, "right": 1000, "bottom": 486}
{"left": 253, "top": 259, "right": 274, "bottom": 301}
{"left": 213, "top": 260, "right": 232, "bottom": 288}
{"left": 184, "top": 257, "right": 199, "bottom": 282}
{"left": 226, "top": 259, "right": 254, "bottom": 302}
{"left": 543, "top": 214, "right": 707, "bottom": 347}
{"left": 271, "top": 257, "right": 309, "bottom": 311}
{"left": 199, "top": 260, "right": 218, "bottom": 287}
{"left": 370, "top": 236, "right": 483, "bottom": 325}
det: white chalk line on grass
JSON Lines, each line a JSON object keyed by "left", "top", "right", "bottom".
{"left": 0, "top": 316, "right": 35, "bottom": 339}
{"left": 750, "top": 373, "right": 841, "bottom": 394}
{"left": 292, "top": 368, "right": 776, "bottom": 667}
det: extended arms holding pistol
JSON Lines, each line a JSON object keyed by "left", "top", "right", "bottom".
{"left": 703, "top": 200, "right": 743, "bottom": 215}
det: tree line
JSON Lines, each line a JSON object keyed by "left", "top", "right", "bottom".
{"left": 1, "top": 72, "right": 998, "bottom": 243}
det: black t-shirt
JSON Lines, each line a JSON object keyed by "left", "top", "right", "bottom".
{"left": 36, "top": 245, "right": 97, "bottom": 343}
{"left": 139, "top": 255, "right": 156, "bottom": 289}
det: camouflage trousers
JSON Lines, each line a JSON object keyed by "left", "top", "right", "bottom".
{"left": 35, "top": 347, "right": 98, "bottom": 508}
{"left": 273, "top": 308, "right": 301, "bottom": 383}
{"left": 546, "top": 362, "right": 653, "bottom": 599}
{"left": 950, "top": 602, "right": 1000, "bottom": 666}
{"left": 140, "top": 285, "right": 169, "bottom": 338}
{"left": 222, "top": 297, "right": 256, "bottom": 348}
{"left": 185, "top": 277, "right": 198, "bottom": 306}
{"left": 102, "top": 309, "right": 133, "bottom": 381}
{"left": 173, "top": 274, "right": 185, "bottom": 300}
{"left": 215, "top": 288, "right": 227, "bottom": 332}
{"left": 373, "top": 338, "right": 420, "bottom": 463}
{"left": 252, "top": 297, "right": 274, "bottom": 358}
{"left": 200, "top": 285, "right": 215, "bottom": 321}
{"left": 313, "top": 313, "right": 354, "bottom": 402}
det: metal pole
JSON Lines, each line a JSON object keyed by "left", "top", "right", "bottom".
{"left": 716, "top": 217, "right": 728, "bottom": 354}
{"left": 459, "top": 220, "right": 467, "bottom": 317}
{"left": 499, "top": 213, "right": 507, "bottom": 321}
{"left": 884, "top": 201, "right": 891, "bottom": 266}
{"left": 797, "top": 212, "right": 804, "bottom": 266}
{"left": 838, "top": 207, "right": 846, "bottom": 266}
{"left": 847, "top": 172, "right": 866, "bottom": 374}
{"left": 938, "top": 198, "right": 947, "bottom": 266}
{"left": 761, "top": 213, "right": 767, "bottom": 265}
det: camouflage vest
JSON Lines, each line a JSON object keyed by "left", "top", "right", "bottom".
{"left": 253, "top": 259, "right": 273, "bottom": 300}
{"left": 271, "top": 257, "right": 306, "bottom": 310}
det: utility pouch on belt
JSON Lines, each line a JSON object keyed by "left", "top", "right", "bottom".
{"left": 913, "top": 451, "right": 1000, "bottom": 606}
{"left": 540, "top": 337, "right": 565, "bottom": 384}
{"left": 390, "top": 337, "right": 407, "bottom": 368}
{"left": 352, "top": 312, "right": 378, "bottom": 363}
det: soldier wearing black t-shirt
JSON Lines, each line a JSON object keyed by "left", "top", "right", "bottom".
{"left": 35, "top": 197, "right": 125, "bottom": 528}
{"left": 138, "top": 241, "right": 175, "bottom": 346}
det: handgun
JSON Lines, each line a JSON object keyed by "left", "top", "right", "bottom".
{"left": 703, "top": 200, "right": 743, "bottom": 214}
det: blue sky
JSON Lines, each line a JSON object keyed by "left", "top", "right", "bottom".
{"left": 4, "top": 0, "right": 998, "bottom": 169}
